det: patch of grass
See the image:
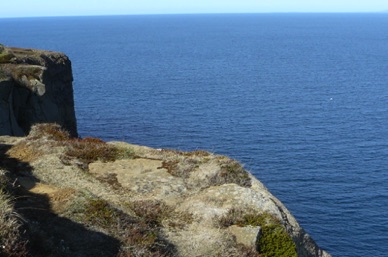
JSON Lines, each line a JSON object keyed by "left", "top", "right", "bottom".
{"left": 161, "top": 151, "right": 210, "bottom": 179}
{"left": 0, "top": 45, "right": 15, "bottom": 63}
{"left": 219, "top": 208, "right": 297, "bottom": 257}
{"left": 74, "top": 197, "right": 176, "bottom": 257}
{"left": 6, "top": 141, "right": 43, "bottom": 163}
{"left": 7, "top": 123, "right": 69, "bottom": 162}
{"left": 66, "top": 138, "right": 118, "bottom": 163}
{"left": 258, "top": 224, "right": 297, "bottom": 257}
{"left": 65, "top": 137, "right": 134, "bottom": 170}
{"left": 28, "top": 123, "right": 70, "bottom": 141}
{"left": 0, "top": 171, "right": 8, "bottom": 193}
{"left": 160, "top": 149, "right": 210, "bottom": 157}
{"left": 166, "top": 210, "right": 194, "bottom": 230}
{"left": 22, "top": 123, "right": 135, "bottom": 170}
{"left": 211, "top": 159, "right": 252, "bottom": 188}
{"left": 162, "top": 158, "right": 197, "bottom": 179}
{"left": 84, "top": 199, "right": 118, "bottom": 227}
{"left": 0, "top": 192, "right": 29, "bottom": 257}
{"left": 118, "top": 221, "right": 176, "bottom": 257}
{"left": 129, "top": 200, "right": 173, "bottom": 228}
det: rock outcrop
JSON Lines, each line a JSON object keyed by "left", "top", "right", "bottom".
{"left": 0, "top": 124, "right": 331, "bottom": 257}
{"left": 0, "top": 44, "right": 77, "bottom": 137}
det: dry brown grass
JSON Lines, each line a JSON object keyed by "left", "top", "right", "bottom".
{"left": 70, "top": 197, "right": 177, "bottom": 257}
{"left": 129, "top": 200, "right": 173, "bottom": 228}
{"left": 0, "top": 192, "right": 29, "bottom": 257}
{"left": 6, "top": 141, "right": 42, "bottom": 163}
{"left": 27, "top": 123, "right": 70, "bottom": 141}
{"left": 9, "top": 123, "right": 134, "bottom": 171}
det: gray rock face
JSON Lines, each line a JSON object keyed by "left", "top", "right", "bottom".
{"left": 0, "top": 46, "right": 77, "bottom": 137}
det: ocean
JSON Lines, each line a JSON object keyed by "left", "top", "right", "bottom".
{"left": 1, "top": 13, "right": 387, "bottom": 256}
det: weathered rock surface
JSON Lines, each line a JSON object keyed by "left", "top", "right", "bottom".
{"left": 0, "top": 45, "right": 77, "bottom": 137}
{"left": 0, "top": 125, "right": 331, "bottom": 257}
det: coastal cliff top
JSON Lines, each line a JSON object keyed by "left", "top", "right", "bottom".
{"left": 0, "top": 124, "right": 330, "bottom": 257}
{"left": 0, "top": 44, "right": 67, "bottom": 66}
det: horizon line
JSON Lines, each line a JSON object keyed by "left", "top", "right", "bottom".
{"left": 1, "top": 10, "right": 387, "bottom": 19}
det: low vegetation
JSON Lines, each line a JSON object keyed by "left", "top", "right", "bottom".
{"left": 0, "top": 123, "right": 298, "bottom": 256}
{"left": 67, "top": 196, "right": 177, "bottom": 256}
{"left": 0, "top": 172, "right": 28, "bottom": 257}
{"left": 14, "top": 123, "right": 135, "bottom": 171}
{"left": 212, "top": 158, "right": 252, "bottom": 188}
{"left": 0, "top": 44, "right": 15, "bottom": 63}
{"left": 219, "top": 208, "right": 297, "bottom": 257}
{"left": 161, "top": 150, "right": 252, "bottom": 188}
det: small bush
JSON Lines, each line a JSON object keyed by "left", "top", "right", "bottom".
{"left": 258, "top": 225, "right": 297, "bottom": 257}
{"left": 65, "top": 138, "right": 126, "bottom": 167}
{"left": 119, "top": 221, "right": 176, "bottom": 257}
{"left": 80, "top": 198, "right": 176, "bottom": 256}
{"left": 211, "top": 159, "right": 251, "bottom": 188}
{"left": 28, "top": 123, "right": 70, "bottom": 141}
{"left": 219, "top": 208, "right": 297, "bottom": 257}
{"left": 129, "top": 200, "right": 172, "bottom": 228}
{"left": 62, "top": 137, "right": 134, "bottom": 170}
{"left": 84, "top": 199, "right": 118, "bottom": 227}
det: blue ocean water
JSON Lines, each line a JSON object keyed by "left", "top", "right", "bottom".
{"left": 1, "top": 13, "right": 387, "bottom": 256}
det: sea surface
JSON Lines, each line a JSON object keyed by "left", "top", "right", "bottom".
{"left": 1, "top": 13, "right": 387, "bottom": 256}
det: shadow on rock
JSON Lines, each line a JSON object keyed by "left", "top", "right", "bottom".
{"left": 0, "top": 141, "right": 121, "bottom": 257}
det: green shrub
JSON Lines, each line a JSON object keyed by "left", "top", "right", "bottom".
{"left": 219, "top": 208, "right": 297, "bottom": 257}
{"left": 211, "top": 159, "right": 252, "bottom": 188}
{"left": 84, "top": 199, "right": 118, "bottom": 227}
{"left": 258, "top": 224, "right": 297, "bottom": 257}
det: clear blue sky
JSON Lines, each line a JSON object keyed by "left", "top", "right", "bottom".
{"left": 1, "top": 0, "right": 387, "bottom": 18}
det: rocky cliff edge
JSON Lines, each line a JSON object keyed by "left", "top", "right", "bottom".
{"left": 0, "top": 44, "right": 77, "bottom": 137}
{"left": 0, "top": 124, "right": 331, "bottom": 257}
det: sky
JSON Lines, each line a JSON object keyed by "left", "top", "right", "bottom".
{"left": 1, "top": 0, "right": 387, "bottom": 18}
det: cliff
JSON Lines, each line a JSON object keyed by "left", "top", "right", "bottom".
{"left": 0, "top": 46, "right": 331, "bottom": 257}
{"left": 0, "top": 44, "right": 77, "bottom": 137}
